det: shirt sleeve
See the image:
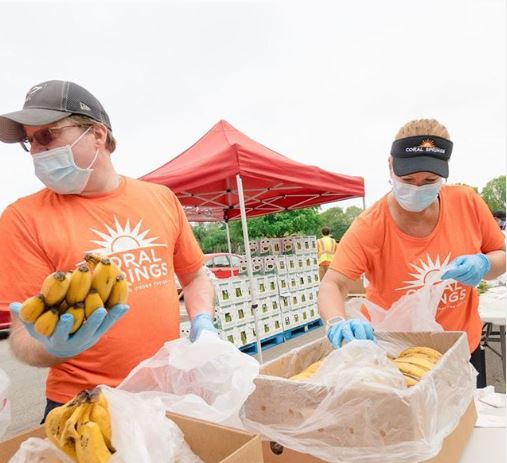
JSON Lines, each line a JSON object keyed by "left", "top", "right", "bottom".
{"left": 329, "top": 216, "right": 372, "bottom": 281}
{"left": 169, "top": 193, "right": 204, "bottom": 275}
{"left": 0, "top": 205, "right": 54, "bottom": 312}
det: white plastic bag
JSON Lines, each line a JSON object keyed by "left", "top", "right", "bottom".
{"left": 0, "top": 368, "right": 11, "bottom": 439}
{"left": 8, "top": 387, "right": 202, "bottom": 463}
{"left": 118, "top": 331, "right": 260, "bottom": 427}
{"left": 353, "top": 280, "right": 448, "bottom": 332}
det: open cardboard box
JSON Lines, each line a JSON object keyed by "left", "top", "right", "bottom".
{"left": 244, "top": 331, "right": 476, "bottom": 463}
{"left": 0, "top": 412, "right": 264, "bottom": 463}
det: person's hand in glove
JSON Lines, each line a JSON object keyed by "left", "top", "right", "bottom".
{"left": 10, "top": 302, "right": 128, "bottom": 358}
{"left": 190, "top": 312, "right": 218, "bottom": 342}
{"left": 327, "top": 317, "right": 375, "bottom": 349}
{"left": 441, "top": 253, "right": 491, "bottom": 287}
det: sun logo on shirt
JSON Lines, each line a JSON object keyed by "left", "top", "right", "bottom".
{"left": 419, "top": 139, "right": 435, "bottom": 148}
{"left": 397, "top": 253, "right": 451, "bottom": 291}
{"left": 85, "top": 216, "right": 167, "bottom": 255}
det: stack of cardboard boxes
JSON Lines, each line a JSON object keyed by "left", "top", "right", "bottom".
{"left": 214, "top": 236, "right": 321, "bottom": 349}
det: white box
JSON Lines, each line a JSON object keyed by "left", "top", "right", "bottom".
{"left": 297, "top": 273, "right": 307, "bottom": 290}
{"left": 252, "top": 256, "right": 264, "bottom": 274}
{"left": 248, "top": 239, "right": 259, "bottom": 256}
{"left": 269, "top": 296, "right": 280, "bottom": 315}
{"left": 303, "top": 254, "right": 313, "bottom": 271}
{"left": 270, "top": 238, "right": 282, "bottom": 255}
{"left": 258, "top": 297, "right": 271, "bottom": 317}
{"left": 255, "top": 275, "right": 268, "bottom": 297}
{"left": 260, "top": 317, "right": 273, "bottom": 339}
{"left": 270, "top": 314, "right": 283, "bottom": 334}
{"left": 299, "top": 307, "right": 309, "bottom": 323}
{"left": 286, "top": 255, "right": 298, "bottom": 273}
{"left": 275, "top": 255, "right": 287, "bottom": 274}
{"left": 216, "top": 280, "right": 233, "bottom": 305}
{"left": 180, "top": 320, "right": 191, "bottom": 338}
{"left": 290, "top": 291, "right": 301, "bottom": 310}
{"left": 277, "top": 275, "right": 289, "bottom": 293}
{"left": 291, "top": 309, "right": 302, "bottom": 327}
{"left": 288, "top": 274, "right": 299, "bottom": 292}
{"left": 304, "top": 272, "right": 313, "bottom": 288}
{"left": 281, "top": 311, "right": 293, "bottom": 329}
{"left": 217, "top": 306, "right": 237, "bottom": 330}
{"left": 280, "top": 294, "right": 291, "bottom": 312}
{"left": 296, "top": 255, "right": 305, "bottom": 272}
{"left": 293, "top": 236, "right": 305, "bottom": 254}
{"left": 299, "top": 290, "right": 308, "bottom": 307}
{"left": 263, "top": 255, "right": 276, "bottom": 274}
{"left": 266, "top": 274, "right": 278, "bottom": 295}
{"left": 235, "top": 302, "right": 249, "bottom": 324}
{"left": 259, "top": 238, "right": 271, "bottom": 255}
{"left": 239, "top": 256, "right": 249, "bottom": 275}
{"left": 307, "top": 235, "right": 317, "bottom": 253}
{"left": 281, "top": 237, "right": 294, "bottom": 254}
{"left": 230, "top": 278, "right": 246, "bottom": 303}
{"left": 221, "top": 326, "right": 239, "bottom": 346}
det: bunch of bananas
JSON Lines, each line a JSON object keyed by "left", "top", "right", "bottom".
{"left": 18, "top": 253, "right": 129, "bottom": 337}
{"left": 45, "top": 388, "right": 114, "bottom": 463}
{"left": 289, "top": 346, "right": 442, "bottom": 387}
{"left": 390, "top": 346, "right": 442, "bottom": 387}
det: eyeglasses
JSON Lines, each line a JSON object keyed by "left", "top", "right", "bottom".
{"left": 20, "top": 124, "right": 88, "bottom": 152}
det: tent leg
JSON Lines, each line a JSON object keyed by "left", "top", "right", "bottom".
{"left": 362, "top": 196, "right": 366, "bottom": 210}
{"left": 225, "top": 221, "right": 234, "bottom": 278}
{"left": 236, "top": 174, "right": 263, "bottom": 363}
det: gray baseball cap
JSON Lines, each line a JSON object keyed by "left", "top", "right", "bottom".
{"left": 0, "top": 80, "right": 112, "bottom": 143}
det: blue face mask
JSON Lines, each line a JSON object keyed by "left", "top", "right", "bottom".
{"left": 391, "top": 177, "right": 443, "bottom": 212}
{"left": 32, "top": 127, "right": 98, "bottom": 194}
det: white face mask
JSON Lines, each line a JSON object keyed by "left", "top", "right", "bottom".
{"left": 391, "top": 177, "right": 443, "bottom": 212}
{"left": 32, "top": 127, "right": 99, "bottom": 194}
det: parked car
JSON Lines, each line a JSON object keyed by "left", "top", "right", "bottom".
{"left": 204, "top": 253, "right": 242, "bottom": 279}
{"left": 0, "top": 310, "right": 10, "bottom": 333}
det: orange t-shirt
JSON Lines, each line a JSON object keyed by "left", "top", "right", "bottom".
{"left": 330, "top": 185, "right": 505, "bottom": 352}
{"left": 0, "top": 176, "right": 203, "bottom": 403}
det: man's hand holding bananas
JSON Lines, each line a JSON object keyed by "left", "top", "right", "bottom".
{"left": 10, "top": 303, "right": 128, "bottom": 358}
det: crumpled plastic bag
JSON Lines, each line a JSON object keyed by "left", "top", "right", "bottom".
{"left": 0, "top": 368, "right": 10, "bottom": 439}
{"left": 8, "top": 387, "right": 202, "bottom": 463}
{"left": 118, "top": 331, "right": 260, "bottom": 427}
{"left": 354, "top": 280, "right": 449, "bottom": 332}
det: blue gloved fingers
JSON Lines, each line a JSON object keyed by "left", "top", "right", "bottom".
{"left": 71, "top": 308, "right": 108, "bottom": 344}
{"left": 350, "top": 319, "right": 367, "bottom": 340}
{"left": 327, "top": 324, "right": 344, "bottom": 349}
{"left": 190, "top": 313, "right": 216, "bottom": 342}
{"left": 94, "top": 304, "right": 129, "bottom": 338}
{"left": 9, "top": 302, "right": 22, "bottom": 318}
{"left": 361, "top": 320, "right": 376, "bottom": 341}
{"left": 50, "top": 314, "right": 74, "bottom": 344}
{"left": 340, "top": 322, "right": 355, "bottom": 343}
{"left": 9, "top": 302, "right": 42, "bottom": 340}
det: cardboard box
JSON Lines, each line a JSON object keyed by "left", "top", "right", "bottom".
{"left": 261, "top": 400, "right": 476, "bottom": 462}
{"left": 0, "top": 412, "right": 264, "bottom": 463}
{"left": 245, "top": 332, "right": 475, "bottom": 463}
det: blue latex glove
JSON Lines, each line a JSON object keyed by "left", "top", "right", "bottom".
{"left": 441, "top": 253, "right": 491, "bottom": 287}
{"left": 327, "top": 318, "right": 375, "bottom": 349}
{"left": 10, "top": 302, "right": 128, "bottom": 358}
{"left": 190, "top": 312, "right": 218, "bottom": 342}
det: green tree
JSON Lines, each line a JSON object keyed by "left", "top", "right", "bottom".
{"left": 481, "top": 176, "right": 506, "bottom": 212}
{"left": 318, "top": 206, "right": 362, "bottom": 241}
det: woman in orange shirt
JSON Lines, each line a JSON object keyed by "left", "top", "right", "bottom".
{"left": 318, "top": 119, "right": 506, "bottom": 387}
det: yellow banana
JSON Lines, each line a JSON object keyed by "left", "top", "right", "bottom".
{"left": 84, "top": 253, "right": 104, "bottom": 272}
{"left": 84, "top": 290, "right": 104, "bottom": 318}
{"left": 91, "top": 259, "right": 116, "bottom": 302}
{"left": 41, "top": 271, "right": 71, "bottom": 306}
{"left": 397, "top": 355, "right": 435, "bottom": 372}
{"left": 106, "top": 274, "right": 129, "bottom": 308}
{"left": 403, "top": 374, "right": 419, "bottom": 388}
{"left": 90, "top": 403, "right": 113, "bottom": 451}
{"left": 290, "top": 360, "right": 323, "bottom": 381}
{"left": 66, "top": 265, "right": 93, "bottom": 305}
{"left": 33, "top": 308, "right": 59, "bottom": 337}
{"left": 19, "top": 294, "right": 46, "bottom": 323}
{"left": 393, "top": 360, "right": 428, "bottom": 380}
{"left": 66, "top": 303, "right": 85, "bottom": 334}
{"left": 76, "top": 421, "right": 113, "bottom": 463}
{"left": 398, "top": 346, "right": 442, "bottom": 362}
{"left": 60, "top": 403, "right": 91, "bottom": 447}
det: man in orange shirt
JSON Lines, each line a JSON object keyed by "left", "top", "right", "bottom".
{"left": 318, "top": 119, "right": 506, "bottom": 387}
{"left": 0, "top": 80, "right": 216, "bottom": 419}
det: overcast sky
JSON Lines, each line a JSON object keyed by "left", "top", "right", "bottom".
{"left": 0, "top": 0, "right": 505, "bottom": 215}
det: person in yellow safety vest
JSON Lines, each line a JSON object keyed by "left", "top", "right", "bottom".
{"left": 316, "top": 227, "right": 337, "bottom": 280}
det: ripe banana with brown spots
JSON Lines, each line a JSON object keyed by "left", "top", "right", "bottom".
{"left": 41, "top": 271, "right": 71, "bottom": 306}
{"left": 76, "top": 421, "right": 113, "bottom": 463}
{"left": 19, "top": 294, "right": 46, "bottom": 323}
{"left": 66, "top": 265, "right": 93, "bottom": 305}
{"left": 106, "top": 274, "right": 129, "bottom": 308}
{"left": 84, "top": 290, "right": 104, "bottom": 318}
{"left": 33, "top": 308, "right": 59, "bottom": 337}
{"left": 91, "top": 258, "right": 117, "bottom": 302}
{"left": 65, "top": 303, "right": 86, "bottom": 334}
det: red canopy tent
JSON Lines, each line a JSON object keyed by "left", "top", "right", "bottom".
{"left": 141, "top": 120, "right": 364, "bottom": 222}
{"left": 141, "top": 120, "right": 365, "bottom": 360}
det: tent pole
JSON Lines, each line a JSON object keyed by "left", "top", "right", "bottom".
{"left": 236, "top": 174, "right": 263, "bottom": 363}
{"left": 225, "top": 220, "right": 234, "bottom": 278}
{"left": 362, "top": 196, "right": 366, "bottom": 210}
